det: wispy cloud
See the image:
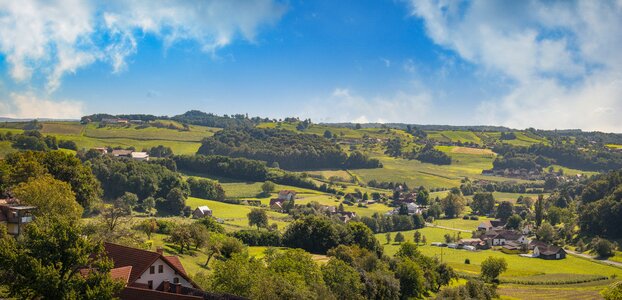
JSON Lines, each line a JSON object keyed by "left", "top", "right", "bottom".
{"left": 0, "top": 0, "right": 286, "bottom": 92}
{"left": 410, "top": 0, "right": 622, "bottom": 132}
{"left": 305, "top": 87, "right": 431, "bottom": 124}
{"left": 0, "top": 92, "right": 84, "bottom": 119}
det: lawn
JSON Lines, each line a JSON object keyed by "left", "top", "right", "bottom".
{"left": 351, "top": 150, "right": 528, "bottom": 189}
{"left": 376, "top": 227, "right": 622, "bottom": 280}
{"left": 83, "top": 122, "right": 218, "bottom": 142}
{"left": 185, "top": 197, "right": 292, "bottom": 231}
{"left": 432, "top": 217, "right": 492, "bottom": 231}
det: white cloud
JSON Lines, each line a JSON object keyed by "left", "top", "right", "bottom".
{"left": 410, "top": 0, "right": 622, "bottom": 131}
{"left": 0, "top": 92, "right": 84, "bottom": 119}
{"left": 0, "top": 0, "right": 286, "bottom": 91}
{"left": 304, "top": 88, "right": 432, "bottom": 124}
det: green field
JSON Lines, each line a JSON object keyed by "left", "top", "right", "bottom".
{"left": 83, "top": 122, "right": 218, "bottom": 142}
{"left": 351, "top": 147, "right": 528, "bottom": 189}
{"left": 376, "top": 227, "right": 622, "bottom": 280}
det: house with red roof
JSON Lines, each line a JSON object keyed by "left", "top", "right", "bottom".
{"left": 103, "top": 242, "right": 205, "bottom": 299}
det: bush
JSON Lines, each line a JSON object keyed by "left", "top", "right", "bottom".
{"left": 465, "top": 258, "right": 470, "bottom": 264}
{"left": 233, "top": 229, "right": 282, "bottom": 246}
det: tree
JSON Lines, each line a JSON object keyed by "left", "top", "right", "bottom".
{"left": 422, "top": 235, "right": 427, "bottom": 245}
{"left": 142, "top": 196, "right": 156, "bottom": 215}
{"left": 535, "top": 194, "right": 545, "bottom": 227}
{"left": 496, "top": 201, "right": 514, "bottom": 222}
{"left": 414, "top": 231, "right": 422, "bottom": 245}
{"left": 386, "top": 232, "right": 392, "bottom": 244}
{"left": 168, "top": 224, "right": 192, "bottom": 254}
{"left": 506, "top": 214, "right": 522, "bottom": 230}
{"left": 481, "top": 256, "right": 507, "bottom": 283}
{"left": 416, "top": 187, "right": 430, "bottom": 205}
{"left": 0, "top": 217, "right": 124, "bottom": 299}
{"left": 100, "top": 198, "right": 132, "bottom": 233}
{"left": 394, "top": 232, "right": 405, "bottom": 244}
{"left": 189, "top": 223, "right": 210, "bottom": 249}
{"left": 166, "top": 187, "right": 186, "bottom": 216}
{"left": 471, "top": 192, "right": 495, "bottom": 215}
{"left": 536, "top": 222, "right": 556, "bottom": 243}
{"left": 592, "top": 238, "right": 615, "bottom": 258}
{"left": 12, "top": 175, "right": 83, "bottom": 220}
{"left": 149, "top": 145, "right": 173, "bottom": 158}
{"left": 396, "top": 258, "right": 425, "bottom": 299}
{"left": 136, "top": 218, "right": 158, "bottom": 239}
{"left": 283, "top": 216, "right": 341, "bottom": 254}
{"left": 261, "top": 181, "right": 276, "bottom": 195}
{"left": 321, "top": 259, "right": 364, "bottom": 300}
{"left": 441, "top": 193, "right": 466, "bottom": 218}
{"left": 120, "top": 192, "right": 139, "bottom": 211}
{"left": 248, "top": 208, "right": 269, "bottom": 229}
{"left": 323, "top": 130, "right": 333, "bottom": 139}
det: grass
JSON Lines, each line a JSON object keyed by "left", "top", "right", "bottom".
{"left": 185, "top": 197, "right": 291, "bottom": 231}
{"left": 376, "top": 227, "right": 622, "bottom": 280}
{"left": 83, "top": 122, "right": 218, "bottom": 142}
{"left": 432, "top": 217, "right": 493, "bottom": 231}
{"left": 351, "top": 148, "right": 528, "bottom": 189}
{"left": 40, "top": 122, "right": 84, "bottom": 135}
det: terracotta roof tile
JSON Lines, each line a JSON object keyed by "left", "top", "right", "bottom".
{"left": 111, "top": 266, "right": 133, "bottom": 284}
{"left": 164, "top": 256, "right": 186, "bottom": 276}
{"left": 104, "top": 243, "right": 162, "bottom": 284}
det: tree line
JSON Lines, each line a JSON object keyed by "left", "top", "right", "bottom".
{"left": 197, "top": 128, "right": 381, "bottom": 170}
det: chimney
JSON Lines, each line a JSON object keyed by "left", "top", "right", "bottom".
{"left": 175, "top": 283, "right": 182, "bottom": 294}
{"left": 163, "top": 280, "right": 170, "bottom": 292}
{"left": 156, "top": 247, "right": 163, "bottom": 255}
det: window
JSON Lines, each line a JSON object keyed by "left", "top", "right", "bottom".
{"left": 148, "top": 280, "right": 153, "bottom": 289}
{"left": 149, "top": 266, "right": 155, "bottom": 274}
{"left": 174, "top": 277, "right": 179, "bottom": 284}
{"left": 158, "top": 265, "right": 163, "bottom": 273}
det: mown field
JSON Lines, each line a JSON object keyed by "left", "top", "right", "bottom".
{"left": 376, "top": 227, "right": 622, "bottom": 279}
{"left": 351, "top": 146, "right": 526, "bottom": 189}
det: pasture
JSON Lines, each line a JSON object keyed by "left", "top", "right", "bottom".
{"left": 83, "top": 122, "right": 218, "bottom": 142}
{"left": 376, "top": 227, "right": 622, "bottom": 280}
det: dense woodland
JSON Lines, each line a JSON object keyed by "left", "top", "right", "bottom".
{"left": 198, "top": 128, "right": 381, "bottom": 170}
{"left": 492, "top": 144, "right": 622, "bottom": 171}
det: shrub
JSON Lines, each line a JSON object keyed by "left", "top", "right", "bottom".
{"left": 465, "top": 258, "right": 470, "bottom": 264}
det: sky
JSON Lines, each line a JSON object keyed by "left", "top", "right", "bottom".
{"left": 0, "top": 0, "right": 621, "bottom": 132}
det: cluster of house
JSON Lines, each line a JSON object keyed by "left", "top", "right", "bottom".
{"left": 269, "top": 190, "right": 358, "bottom": 222}
{"left": 385, "top": 202, "right": 424, "bottom": 216}
{"left": 91, "top": 148, "right": 150, "bottom": 161}
{"left": 481, "top": 168, "right": 543, "bottom": 180}
{"left": 450, "top": 219, "right": 566, "bottom": 260}
{"left": 0, "top": 198, "right": 36, "bottom": 236}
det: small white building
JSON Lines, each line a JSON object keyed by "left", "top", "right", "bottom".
{"left": 192, "top": 206, "right": 212, "bottom": 219}
{"left": 131, "top": 152, "right": 150, "bottom": 161}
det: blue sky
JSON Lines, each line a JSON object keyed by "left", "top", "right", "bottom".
{"left": 1, "top": 0, "right": 621, "bottom": 131}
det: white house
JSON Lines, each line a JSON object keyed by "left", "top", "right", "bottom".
{"left": 131, "top": 152, "right": 150, "bottom": 161}
{"left": 103, "top": 242, "right": 203, "bottom": 296}
{"left": 192, "top": 206, "right": 212, "bottom": 218}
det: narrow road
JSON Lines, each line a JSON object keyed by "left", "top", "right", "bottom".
{"left": 565, "top": 249, "right": 622, "bottom": 268}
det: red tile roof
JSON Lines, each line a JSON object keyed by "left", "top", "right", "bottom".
{"left": 164, "top": 256, "right": 186, "bottom": 276}
{"left": 119, "top": 286, "right": 203, "bottom": 300}
{"left": 104, "top": 243, "right": 161, "bottom": 284}
{"left": 111, "top": 266, "right": 133, "bottom": 284}
{"left": 103, "top": 243, "right": 199, "bottom": 289}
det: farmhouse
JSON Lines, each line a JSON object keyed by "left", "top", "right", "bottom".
{"left": 480, "top": 229, "right": 525, "bottom": 247}
{"left": 533, "top": 244, "right": 566, "bottom": 260}
{"left": 192, "top": 206, "right": 212, "bottom": 219}
{"left": 131, "top": 152, "right": 150, "bottom": 161}
{"left": 102, "top": 243, "right": 206, "bottom": 299}
{"left": 477, "top": 219, "right": 505, "bottom": 231}
{"left": 112, "top": 149, "right": 133, "bottom": 158}
{"left": 0, "top": 198, "right": 35, "bottom": 236}
{"left": 93, "top": 147, "right": 108, "bottom": 154}
{"left": 277, "top": 190, "right": 297, "bottom": 201}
